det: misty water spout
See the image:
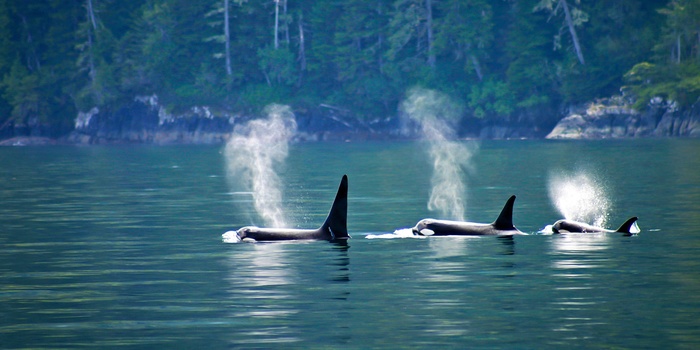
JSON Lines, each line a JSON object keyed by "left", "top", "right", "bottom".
{"left": 225, "top": 104, "right": 297, "bottom": 228}
{"left": 401, "top": 87, "right": 477, "bottom": 221}
{"left": 548, "top": 170, "right": 610, "bottom": 227}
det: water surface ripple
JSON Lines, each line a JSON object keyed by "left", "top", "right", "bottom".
{"left": 1, "top": 140, "right": 699, "bottom": 348}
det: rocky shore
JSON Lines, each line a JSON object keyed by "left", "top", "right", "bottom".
{"left": 545, "top": 97, "right": 700, "bottom": 139}
{"left": 1, "top": 95, "right": 699, "bottom": 146}
{"left": 63, "top": 95, "right": 408, "bottom": 145}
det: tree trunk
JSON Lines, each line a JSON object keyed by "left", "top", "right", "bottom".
{"left": 85, "top": 0, "right": 98, "bottom": 103}
{"left": 224, "top": 0, "right": 232, "bottom": 75}
{"left": 283, "top": 0, "right": 289, "bottom": 46}
{"left": 87, "top": 0, "right": 97, "bottom": 30}
{"left": 87, "top": 0, "right": 97, "bottom": 79}
{"left": 20, "top": 15, "right": 40, "bottom": 71}
{"left": 87, "top": 27, "right": 95, "bottom": 82}
{"left": 274, "top": 0, "right": 279, "bottom": 49}
{"left": 85, "top": 1, "right": 96, "bottom": 83}
{"left": 560, "top": 0, "right": 585, "bottom": 65}
{"left": 296, "top": 12, "right": 306, "bottom": 87}
{"left": 470, "top": 54, "right": 483, "bottom": 81}
{"left": 676, "top": 33, "right": 681, "bottom": 64}
{"left": 425, "top": 0, "right": 435, "bottom": 68}
{"left": 378, "top": 33, "right": 384, "bottom": 73}
{"left": 377, "top": 2, "right": 384, "bottom": 73}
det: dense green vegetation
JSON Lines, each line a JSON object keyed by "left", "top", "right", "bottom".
{"left": 1, "top": 0, "right": 699, "bottom": 136}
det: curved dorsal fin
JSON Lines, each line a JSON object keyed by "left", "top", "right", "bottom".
{"left": 492, "top": 195, "right": 516, "bottom": 230}
{"left": 321, "top": 175, "right": 349, "bottom": 239}
{"left": 615, "top": 216, "right": 639, "bottom": 235}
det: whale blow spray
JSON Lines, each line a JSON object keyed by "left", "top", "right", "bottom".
{"left": 401, "top": 87, "right": 477, "bottom": 221}
{"left": 225, "top": 104, "right": 297, "bottom": 228}
{"left": 548, "top": 170, "right": 610, "bottom": 227}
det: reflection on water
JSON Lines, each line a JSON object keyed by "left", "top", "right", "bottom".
{"left": 414, "top": 236, "right": 519, "bottom": 338}
{"left": 427, "top": 236, "right": 477, "bottom": 259}
{"left": 548, "top": 233, "right": 612, "bottom": 339}
{"left": 426, "top": 235, "right": 516, "bottom": 259}
{"left": 223, "top": 241, "right": 350, "bottom": 346}
{"left": 225, "top": 244, "right": 302, "bottom": 344}
{"left": 551, "top": 232, "right": 611, "bottom": 253}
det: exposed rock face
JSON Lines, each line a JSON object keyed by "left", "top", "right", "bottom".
{"left": 66, "top": 95, "right": 556, "bottom": 144}
{"left": 67, "top": 96, "right": 392, "bottom": 144}
{"left": 654, "top": 109, "right": 700, "bottom": 137}
{"left": 547, "top": 98, "right": 700, "bottom": 139}
{"left": 69, "top": 96, "right": 235, "bottom": 144}
{"left": 5, "top": 95, "right": 699, "bottom": 146}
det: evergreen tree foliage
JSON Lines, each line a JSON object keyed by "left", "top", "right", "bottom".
{"left": 623, "top": 0, "right": 700, "bottom": 109}
{"left": 0, "top": 0, "right": 695, "bottom": 135}
{"left": 503, "top": 0, "right": 557, "bottom": 110}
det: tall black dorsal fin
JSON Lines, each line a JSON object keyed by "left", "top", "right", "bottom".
{"left": 321, "top": 175, "right": 349, "bottom": 239}
{"left": 492, "top": 195, "right": 516, "bottom": 230}
{"left": 615, "top": 216, "right": 639, "bottom": 235}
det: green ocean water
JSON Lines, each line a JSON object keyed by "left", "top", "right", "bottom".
{"left": 1, "top": 139, "right": 699, "bottom": 349}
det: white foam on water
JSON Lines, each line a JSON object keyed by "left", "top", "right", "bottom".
{"left": 365, "top": 228, "right": 424, "bottom": 239}
{"left": 539, "top": 224, "right": 555, "bottom": 235}
{"left": 222, "top": 230, "right": 242, "bottom": 243}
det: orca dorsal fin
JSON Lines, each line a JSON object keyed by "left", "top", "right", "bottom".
{"left": 492, "top": 195, "right": 516, "bottom": 230}
{"left": 615, "top": 216, "right": 639, "bottom": 235}
{"left": 321, "top": 175, "right": 349, "bottom": 239}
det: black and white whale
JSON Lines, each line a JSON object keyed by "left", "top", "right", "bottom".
{"left": 223, "top": 175, "right": 349, "bottom": 243}
{"left": 412, "top": 195, "right": 526, "bottom": 236}
{"left": 551, "top": 216, "right": 639, "bottom": 236}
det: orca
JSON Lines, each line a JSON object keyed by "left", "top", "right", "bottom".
{"left": 551, "top": 216, "right": 639, "bottom": 236}
{"left": 223, "top": 175, "right": 349, "bottom": 243}
{"left": 412, "top": 195, "right": 526, "bottom": 236}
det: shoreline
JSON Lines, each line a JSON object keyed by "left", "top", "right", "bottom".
{"left": 2, "top": 97, "right": 699, "bottom": 146}
{"left": 3, "top": 132, "right": 700, "bottom": 147}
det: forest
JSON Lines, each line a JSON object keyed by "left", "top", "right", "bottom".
{"left": 1, "top": 0, "right": 700, "bottom": 137}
